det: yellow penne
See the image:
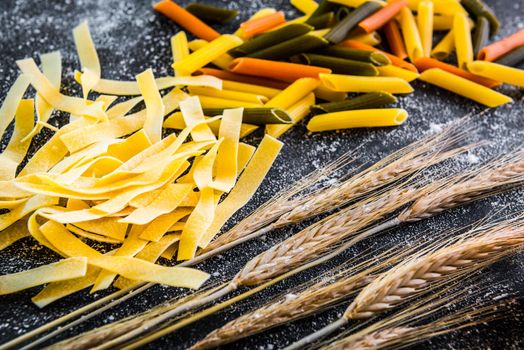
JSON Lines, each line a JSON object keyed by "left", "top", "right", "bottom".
{"left": 266, "top": 92, "right": 315, "bottom": 138}
{"left": 0, "top": 100, "right": 35, "bottom": 181}
{"left": 377, "top": 65, "right": 420, "bottom": 82}
{"left": 417, "top": 0, "right": 434, "bottom": 57}
{"left": 198, "top": 135, "right": 283, "bottom": 248}
{"left": 431, "top": 30, "right": 455, "bottom": 60}
{"left": 433, "top": 15, "right": 474, "bottom": 31}
{"left": 319, "top": 73, "right": 414, "bottom": 93}
{"left": 311, "top": 29, "right": 331, "bottom": 37}
{"left": 197, "top": 95, "right": 263, "bottom": 109}
{"left": 188, "top": 39, "right": 235, "bottom": 70}
{"left": 188, "top": 86, "right": 268, "bottom": 104}
{"left": 234, "top": 8, "right": 276, "bottom": 38}
{"left": 136, "top": 68, "right": 165, "bottom": 143}
{"left": 453, "top": 13, "right": 473, "bottom": 69}
{"left": 307, "top": 108, "right": 408, "bottom": 131}
{"left": 349, "top": 31, "right": 382, "bottom": 46}
{"left": 73, "top": 21, "right": 100, "bottom": 99}
{"left": 74, "top": 72, "right": 223, "bottom": 95}
{"left": 0, "top": 74, "right": 30, "bottom": 138}
{"left": 467, "top": 61, "right": 524, "bottom": 88}
{"left": 0, "top": 257, "right": 88, "bottom": 295}
{"left": 399, "top": 7, "right": 424, "bottom": 61}
{"left": 291, "top": 0, "right": 319, "bottom": 14}
{"left": 419, "top": 68, "right": 513, "bottom": 107}
{"left": 174, "top": 35, "right": 242, "bottom": 74}
{"left": 406, "top": 0, "right": 467, "bottom": 16}
{"left": 264, "top": 78, "right": 319, "bottom": 109}
{"left": 314, "top": 85, "right": 348, "bottom": 102}
{"left": 222, "top": 80, "right": 281, "bottom": 98}
{"left": 329, "top": 0, "right": 386, "bottom": 7}
{"left": 171, "top": 31, "right": 189, "bottom": 76}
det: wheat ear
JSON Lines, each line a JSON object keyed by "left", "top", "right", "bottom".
{"left": 285, "top": 219, "right": 524, "bottom": 349}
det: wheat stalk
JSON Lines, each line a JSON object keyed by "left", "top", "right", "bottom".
{"left": 285, "top": 219, "right": 524, "bottom": 349}
{"left": 325, "top": 327, "right": 415, "bottom": 350}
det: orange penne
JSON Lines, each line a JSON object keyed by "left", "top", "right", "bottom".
{"left": 478, "top": 28, "right": 524, "bottom": 61}
{"left": 358, "top": 0, "right": 408, "bottom": 33}
{"left": 340, "top": 40, "right": 418, "bottom": 72}
{"left": 413, "top": 57, "right": 501, "bottom": 88}
{"left": 194, "top": 68, "right": 289, "bottom": 89}
{"left": 384, "top": 20, "right": 408, "bottom": 60}
{"left": 228, "top": 58, "right": 330, "bottom": 82}
{"left": 153, "top": 0, "right": 220, "bottom": 41}
{"left": 240, "top": 11, "right": 286, "bottom": 38}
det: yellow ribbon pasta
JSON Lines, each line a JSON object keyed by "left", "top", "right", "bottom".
{"left": 0, "top": 74, "right": 30, "bottom": 139}
{"left": 137, "top": 69, "right": 165, "bottom": 143}
{"left": 73, "top": 21, "right": 101, "bottom": 99}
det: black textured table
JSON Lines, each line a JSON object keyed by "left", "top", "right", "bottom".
{"left": 0, "top": 1, "right": 523, "bottom": 349}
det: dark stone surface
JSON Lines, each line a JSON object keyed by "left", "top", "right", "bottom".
{"left": 0, "top": 0, "right": 523, "bottom": 349}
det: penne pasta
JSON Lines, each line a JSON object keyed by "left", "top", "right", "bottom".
{"left": 419, "top": 68, "right": 512, "bottom": 107}
{"left": 196, "top": 95, "right": 263, "bottom": 109}
{"left": 314, "top": 85, "right": 348, "bottom": 102}
{"left": 185, "top": 3, "right": 238, "bottom": 24}
{"left": 307, "top": 108, "right": 408, "bottom": 131}
{"left": 234, "top": 8, "right": 276, "bottom": 38}
{"left": 319, "top": 73, "right": 414, "bottom": 93}
{"left": 291, "top": 0, "right": 319, "bottom": 15}
{"left": 266, "top": 92, "right": 315, "bottom": 138}
{"left": 405, "top": 0, "right": 467, "bottom": 16}
{"left": 240, "top": 11, "right": 286, "bottom": 38}
{"left": 453, "top": 13, "right": 474, "bottom": 69}
{"left": 195, "top": 67, "right": 289, "bottom": 89}
{"left": 433, "top": 15, "right": 453, "bottom": 31}
{"left": 171, "top": 31, "right": 189, "bottom": 76}
{"left": 461, "top": 0, "right": 499, "bottom": 35}
{"left": 328, "top": 0, "right": 386, "bottom": 7}
{"left": 188, "top": 86, "right": 268, "bottom": 104}
{"left": 467, "top": 61, "right": 524, "bottom": 88}
{"left": 358, "top": 0, "right": 407, "bottom": 33}
{"left": 188, "top": 39, "right": 235, "bottom": 70}
{"left": 222, "top": 80, "right": 281, "bottom": 98}
{"left": 377, "top": 65, "right": 420, "bottom": 82}
{"left": 311, "top": 92, "right": 397, "bottom": 114}
{"left": 479, "top": 28, "right": 524, "bottom": 61}
{"left": 264, "top": 78, "right": 320, "bottom": 109}
{"left": 495, "top": 45, "right": 524, "bottom": 67}
{"left": 384, "top": 20, "right": 408, "bottom": 59}
{"left": 472, "top": 17, "right": 490, "bottom": 58}
{"left": 348, "top": 31, "right": 382, "bottom": 46}
{"left": 399, "top": 7, "right": 424, "bottom": 61}
{"left": 173, "top": 35, "right": 243, "bottom": 74}
{"left": 417, "top": 0, "right": 433, "bottom": 57}
{"left": 431, "top": 30, "right": 454, "bottom": 60}
{"left": 325, "top": 2, "right": 383, "bottom": 44}
{"left": 340, "top": 40, "right": 418, "bottom": 72}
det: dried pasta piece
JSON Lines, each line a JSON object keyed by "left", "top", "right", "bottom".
{"left": 106, "top": 96, "right": 144, "bottom": 119}
{"left": 319, "top": 73, "right": 414, "bottom": 93}
{"left": 188, "top": 39, "right": 235, "bottom": 70}
{"left": 179, "top": 96, "right": 217, "bottom": 142}
{"left": 266, "top": 92, "right": 315, "bottom": 138}
{"left": 0, "top": 195, "right": 58, "bottom": 231}
{"left": 140, "top": 208, "right": 192, "bottom": 242}
{"left": 199, "top": 135, "right": 283, "bottom": 247}
{"left": 377, "top": 65, "right": 420, "bottom": 82}
{"left": 467, "top": 61, "right": 524, "bottom": 88}
{"left": 265, "top": 78, "right": 319, "bottom": 109}
{"left": 172, "top": 31, "right": 190, "bottom": 76}
{"left": 0, "top": 74, "right": 30, "bottom": 139}
{"left": 307, "top": 108, "right": 408, "bottom": 131}
{"left": 0, "top": 100, "right": 35, "bottom": 180}
{"left": 40, "top": 220, "right": 209, "bottom": 289}
{"left": 0, "top": 257, "right": 88, "bottom": 295}
{"left": 0, "top": 217, "right": 30, "bottom": 251}
{"left": 454, "top": 12, "right": 474, "bottom": 69}
{"left": 137, "top": 69, "right": 165, "bottom": 143}
{"left": 212, "top": 108, "right": 242, "bottom": 192}
{"left": 291, "top": 0, "right": 319, "bottom": 15}
{"left": 73, "top": 21, "right": 101, "bottom": 99}
{"left": 399, "top": 7, "right": 423, "bottom": 61}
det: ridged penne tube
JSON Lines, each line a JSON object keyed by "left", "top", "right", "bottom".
{"left": 329, "top": 0, "right": 387, "bottom": 8}
{"left": 264, "top": 78, "right": 320, "bottom": 109}
{"left": 348, "top": 31, "right": 382, "bottom": 46}
{"left": 222, "top": 80, "right": 281, "bottom": 98}
{"left": 173, "top": 35, "right": 243, "bottom": 74}
{"left": 188, "top": 86, "right": 268, "bottom": 104}
{"left": 307, "top": 108, "right": 408, "bottom": 131}
{"left": 197, "top": 95, "right": 263, "bottom": 109}
{"left": 406, "top": 0, "right": 467, "bottom": 16}
{"left": 171, "top": 31, "right": 189, "bottom": 76}
{"left": 431, "top": 30, "right": 454, "bottom": 60}
{"left": 291, "top": 0, "right": 319, "bottom": 15}
{"left": 433, "top": 15, "right": 453, "bottom": 30}
{"left": 0, "top": 257, "right": 88, "bottom": 295}
{"left": 266, "top": 92, "right": 315, "bottom": 138}
{"left": 188, "top": 39, "right": 235, "bottom": 70}
{"left": 319, "top": 73, "right": 414, "bottom": 93}
{"left": 314, "top": 85, "right": 348, "bottom": 102}
{"left": 419, "top": 68, "right": 513, "bottom": 107}
{"left": 467, "top": 61, "right": 524, "bottom": 88}
{"left": 399, "top": 7, "right": 423, "bottom": 61}
{"left": 234, "top": 8, "right": 276, "bottom": 38}
{"left": 454, "top": 13, "right": 474, "bottom": 69}
{"left": 417, "top": 0, "right": 433, "bottom": 57}
{"left": 377, "top": 65, "right": 420, "bottom": 82}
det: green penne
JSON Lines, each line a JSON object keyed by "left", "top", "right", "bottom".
{"left": 472, "top": 17, "right": 490, "bottom": 57}
{"left": 203, "top": 108, "right": 292, "bottom": 124}
{"left": 310, "top": 92, "right": 398, "bottom": 114}
{"left": 461, "top": 0, "right": 499, "bottom": 35}
{"left": 247, "top": 34, "right": 329, "bottom": 60}
{"left": 324, "top": 2, "right": 383, "bottom": 44}
{"left": 294, "top": 54, "right": 379, "bottom": 76}
{"left": 185, "top": 3, "right": 238, "bottom": 24}
{"left": 495, "top": 45, "right": 524, "bottom": 67}
{"left": 306, "top": 0, "right": 338, "bottom": 25}
{"left": 317, "top": 46, "right": 391, "bottom": 66}
{"left": 229, "top": 24, "right": 313, "bottom": 57}
{"left": 336, "top": 6, "right": 351, "bottom": 22}
{"left": 306, "top": 12, "right": 335, "bottom": 29}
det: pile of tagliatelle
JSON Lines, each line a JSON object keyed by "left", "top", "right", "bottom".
{"left": 0, "top": 21, "right": 289, "bottom": 303}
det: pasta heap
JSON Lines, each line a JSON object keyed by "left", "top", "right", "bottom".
{"left": 0, "top": 22, "right": 284, "bottom": 304}
{"left": 152, "top": 0, "right": 524, "bottom": 132}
